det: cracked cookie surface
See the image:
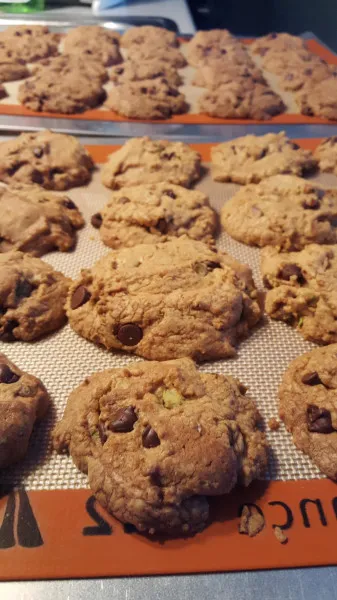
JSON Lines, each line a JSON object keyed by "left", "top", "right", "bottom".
{"left": 0, "top": 251, "right": 70, "bottom": 342}
{"left": 279, "top": 344, "right": 337, "bottom": 479}
{"left": 67, "top": 237, "right": 261, "bottom": 361}
{"left": 53, "top": 357, "right": 267, "bottom": 534}
{"left": 0, "top": 130, "right": 94, "bottom": 190}
{"left": 0, "top": 351, "right": 50, "bottom": 468}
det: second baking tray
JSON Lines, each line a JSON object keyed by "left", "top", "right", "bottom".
{"left": 1, "top": 136, "right": 337, "bottom": 580}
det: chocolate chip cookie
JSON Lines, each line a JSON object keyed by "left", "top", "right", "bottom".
{"left": 127, "top": 43, "right": 187, "bottom": 68}
{"left": 199, "top": 81, "right": 285, "bottom": 120}
{"left": 121, "top": 25, "right": 178, "bottom": 49}
{"left": 221, "top": 176, "right": 337, "bottom": 250}
{"left": 0, "top": 48, "right": 29, "bottom": 82}
{"left": 297, "top": 77, "right": 337, "bottom": 120}
{"left": 95, "top": 183, "right": 217, "bottom": 249}
{"left": 67, "top": 237, "right": 261, "bottom": 361}
{"left": 192, "top": 64, "right": 265, "bottom": 88}
{"left": 0, "top": 131, "right": 94, "bottom": 190}
{"left": 314, "top": 136, "right": 337, "bottom": 175}
{"left": 105, "top": 78, "right": 188, "bottom": 119}
{"left": 262, "top": 245, "right": 337, "bottom": 343}
{"left": 278, "top": 61, "right": 336, "bottom": 91}
{"left": 0, "top": 184, "right": 84, "bottom": 256}
{"left": 18, "top": 64, "right": 106, "bottom": 114}
{"left": 186, "top": 30, "right": 246, "bottom": 67}
{"left": 211, "top": 132, "right": 317, "bottom": 184}
{"left": 0, "top": 352, "right": 50, "bottom": 468}
{"left": 110, "top": 60, "right": 182, "bottom": 87}
{"left": 53, "top": 357, "right": 267, "bottom": 534}
{"left": 101, "top": 137, "right": 201, "bottom": 189}
{"left": 279, "top": 344, "right": 337, "bottom": 479}
{"left": 0, "top": 25, "right": 60, "bottom": 63}
{"left": 251, "top": 32, "right": 307, "bottom": 57}
{"left": 32, "top": 54, "right": 108, "bottom": 84}
{"left": 0, "top": 251, "right": 70, "bottom": 342}
{"left": 63, "top": 25, "right": 122, "bottom": 67}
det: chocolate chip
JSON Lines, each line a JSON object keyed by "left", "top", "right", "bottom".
{"left": 15, "top": 278, "right": 33, "bottom": 299}
{"left": 140, "top": 87, "right": 147, "bottom": 93}
{"left": 71, "top": 286, "right": 91, "bottom": 310}
{"left": 33, "top": 147, "right": 43, "bottom": 158}
{"left": 0, "top": 363, "right": 20, "bottom": 384}
{"left": 7, "top": 161, "right": 25, "bottom": 176}
{"left": 285, "top": 73, "right": 294, "bottom": 81}
{"left": 155, "top": 218, "right": 168, "bottom": 234}
{"left": 118, "top": 196, "right": 130, "bottom": 204}
{"left": 290, "top": 142, "right": 300, "bottom": 149}
{"left": 91, "top": 213, "right": 102, "bottom": 228}
{"left": 303, "top": 197, "right": 320, "bottom": 209}
{"left": 262, "top": 275, "right": 272, "bottom": 289}
{"left": 304, "top": 68, "right": 313, "bottom": 76}
{"left": 221, "top": 48, "right": 227, "bottom": 54}
{"left": 278, "top": 264, "right": 305, "bottom": 283}
{"left": 115, "top": 67, "right": 124, "bottom": 75}
{"left": 307, "top": 404, "right": 334, "bottom": 433}
{"left": 161, "top": 152, "right": 175, "bottom": 160}
{"left": 142, "top": 425, "right": 160, "bottom": 448}
{"left": 50, "top": 168, "right": 64, "bottom": 178}
{"left": 194, "top": 260, "right": 221, "bottom": 275}
{"left": 269, "top": 32, "right": 278, "bottom": 39}
{"left": 302, "top": 372, "right": 322, "bottom": 386}
{"left": 167, "top": 88, "right": 179, "bottom": 97}
{"left": 31, "top": 170, "right": 43, "bottom": 185}
{"left": 0, "top": 320, "right": 18, "bottom": 341}
{"left": 110, "top": 406, "right": 137, "bottom": 433}
{"left": 116, "top": 323, "right": 143, "bottom": 346}
{"left": 163, "top": 189, "right": 176, "bottom": 199}
{"left": 257, "top": 148, "right": 268, "bottom": 159}
{"left": 149, "top": 466, "right": 162, "bottom": 486}
{"left": 63, "top": 199, "right": 76, "bottom": 210}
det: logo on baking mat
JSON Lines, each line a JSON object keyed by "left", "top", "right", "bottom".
{"left": 0, "top": 488, "right": 43, "bottom": 549}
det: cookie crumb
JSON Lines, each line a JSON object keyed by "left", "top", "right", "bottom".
{"left": 274, "top": 526, "right": 288, "bottom": 544}
{"left": 268, "top": 417, "right": 280, "bottom": 431}
{"left": 239, "top": 504, "right": 265, "bottom": 537}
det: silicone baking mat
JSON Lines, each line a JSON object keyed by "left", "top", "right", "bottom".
{"left": 1, "top": 138, "right": 337, "bottom": 580}
{"left": 0, "top": 38, "right": 336, "bottom": 129}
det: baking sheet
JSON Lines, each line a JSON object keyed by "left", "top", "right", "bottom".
{"left": 1, "top": 138, "right": 337, "bottom": 581}
{"left": 0, "top": 29, "right": 335, "bottom": 135}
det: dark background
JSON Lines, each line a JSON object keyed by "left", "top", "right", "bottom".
{"left": 187, "top": 0, "right": 337, "bottom": 51}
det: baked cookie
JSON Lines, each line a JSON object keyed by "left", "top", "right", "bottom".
{"left": 95, "top": 183, "right": 217, "bottom": 249}
{"left": 251, "top": 32, "right": 307, "bottom": 57}
{"left": 110, "top": 60, "right": 182, "bottom": 87}
{"left": 101, "top": 137, "right": 201, "bottom": 189}
{"left": 192, "top": 64, "right": 265, "bottom": 88}
{"left": 0, "top": 48, "right": 29, "bottom": 82}
{"left": 211, "top": 132, "right": 317, "bottom": 183}
{"left": 121, "top": 25, "right": 178, "bottom": 48}
{"left": 53, "top": 357, "right": 267, "bottom": 534}
{"left": 67, "top": 237, "right": 261, "bottom": 361}
{"left": 314, "top": 136, "right": 337, "bottom": 175}
{"left": 260, "top": 49, "right": 321, "bottom": 75}
{"left": 0, "top": 352, "right": 49, "bottom": 468}
{"left": 63, "top": 25, "right": 122, "bottom": 67}
{"left": 0, "top": 130, "right": 94, "bottom": 190}
{"left": 262, "top": 245, "right": 337, "bottom": 343}
{"left": 186, "top": 30, "right": 243, "bottom": 67}
{"left": 279, "top": 344, "right": 337, "bottom": 480}
{"left": 297, "top": 77, "right": 337, "bottom": 120}
{"left": 18, "top": 66, "right": 106, "bottom": 114}
{"left": 32, "top": 54, "right": 108, "bottom": 84}
{"left": 278, "top": 61, "right": 336, "bottom": 91}
{"left": 127, "top": 43, "right": 187, "bottom": 68}
{"left": 0, "top": 251, "right": 70, "bottom": 342}
{"left": 0, "top": 184, "right": 84, "bottom": 256}
{"left": 199, "top": 82, "right": 285, "bottom": 120}
{"left": 105, "top": 79, "right": 187, "bottom": 119}
{"left": 0, "top": 25, "right": 60, "bottom": 63}
{"left": 221, "top": 176, "right": 337, "bottom": 250}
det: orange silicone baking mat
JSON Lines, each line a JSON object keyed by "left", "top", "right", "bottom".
{"left": 0, "top": 39, "right": 336, "bottom": 125}
{"left": 1, "top": 137, "right": 337, "bottom": 581}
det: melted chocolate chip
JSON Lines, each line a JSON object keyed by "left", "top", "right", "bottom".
{"left": 50, "top": 168, "right": 64, "bottom": 178}
{"left": 33, "top": 147, "right": 43, "bottom": 158}
{"left": 118, "top": 196, "right": 130, "bottom": 204}
{"left": 91, "top": 213, "right": 102, "bottom": 229}
{"left": 163, "top": 189, "right": 176, "bottom": 199}
{"left": 262, "top": 275, "right": 272, "bottom": 289}
{"left": 161, "top": 152, "right": 175, "bottom": 160}
{"left": 307, "top": 404, "right": 334, "bottom": 433}
{"left": 0, "top": 363, "right": 20, "bottom": 384}
{"left": 7, "top": 161, "right": 25, "bottom": 177}
{"left": 110, "top": 406, "right": 137, "bottom": 433}
{"left": 63, "top": 199, "right": 76, "bottom": 210}
{"left": 0, "top": 319, "right": 18, "bottom": 341}
{"left": 155, "top": 218, "right": 168, "bottom": 234}
{"left": 278, "top": 264, "right": 305, "bottom": 283}
{"left": 31, "top": 170, "right": 43, "bottom": 185}
{"left": 71, "top": 286, "right": 91, "bottom": 310}
{"left": 115, "top": 67, "right": 124, "bottom": 75}
{"left": 97, "top": 422, "right": 107, "bottom": 444}
{"left": 302, "top": 372, "right": 322, "bottom": 386}
{"left": 116, "top": 323, "right": 143, "bottom": 346}
{"left": 167, "top": 88, "right": 179, "bottom": 97}
{"left": 290, "top": 142, "right": 300, "bottom": 149}
{"left": 15, "top": 278, "right": 33, "bottom": 299}
{"left": 142, "top": 425, "right": 160, "bottom": 448}
{"left": 303, "top": 197, "right": 320, "bottom": 209}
